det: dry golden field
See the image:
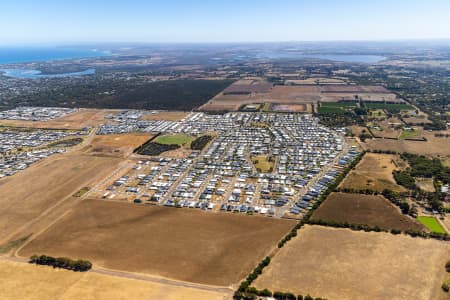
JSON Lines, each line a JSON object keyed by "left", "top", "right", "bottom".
{"left": 0, "top": 153, "right": 123, "bottom": 244}
{"left": 19, "top": 200, "right": 295, "bottom": 286}
{"left": 83, "top": 133, "right": 153, "bottom": 157}
{"left": 340, "top": 153, "right": 406, "bottom": 192}
{"left": 0, "top": 260, "right": 229, "bottom": 300}
{"left": 253, "top": 225, "right": 450, "bottom": 300}
{"left": 0, "top": 109, "right": 117, "bottom": 130}
{"left": 364, "top": 130, "right": 450, "bottom": 157}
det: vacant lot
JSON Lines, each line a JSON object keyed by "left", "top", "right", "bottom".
{"left": 252, "top": 155, "right": 274, "bottom": 173}
{"left": 312, "top": 193, "right": 424, "bottom": 231}
{"left": 84, "top": 133, "right": 154, "bottom": 157}
{"left": 253, "top": 225, "right": 450, "bottom": 300}
{"left": 270, "top": 104, "right": 310, "bottom": 113}
{"left": 0, "top": 109, "right": 116, "bottom": 130}
{"left": 340, "top": 153, "right": 406, "bottom": 192}
{"left": 140, "top": 111, "right": 190, "bottom": 121}
{"left": 0, "top": 153, "right": 122, "bottom": 244}
{"left": 20, "top": 200, "right": 295, "bottom": 286}
{"left": 0, "top": 260, "right": 229, "bottom": 300}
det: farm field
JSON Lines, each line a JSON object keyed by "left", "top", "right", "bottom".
{"left": 403, "top": 115, "right": 432, "bottom": 125}
{"left": 418, "top": 216, "right": 447, "bottom": 234}
{"left": 0, "top": 260, "right": 229, "bottom": 300}
{"left": 340, "top": 153, "right": 406, "bottom": 192}
{"left": 253, "top": 225, "right": 450, "bottom": 300}
{"left": 19, "top": 200, "right": 295, "bottom": 286}
{"left": 0, "top": 153, "right": 123, "bottom": 244}
{"left": 369, "top": 109, "right": 386, "bottom": 118}
{"left": 399, "top": 128, "right": 422, "bottom": 140}
{"left": 364, "top": 103, "right": 414, "bottom": 111}
{"left": 200, "top": 79, "right": 399, "bottom": 111}
{"left": 270, "top": 103, "right": 310, "bottom": 113}
{"left": 83, "top": 133, "right": 154, "bottom": 157}
{"left": 311, "top": 192, "right": 424, "bottom": 231}
{"left": 285, "top": 77, "right": 346, "bottom": 85}
{"left": 0, "top": 109, "right": 117, "bottom": 130}
{"left": 364, "top": 131, "right": 450, "bottom": 156}
{"left": 319, "top": 101, "right": 357, "bottom": 114}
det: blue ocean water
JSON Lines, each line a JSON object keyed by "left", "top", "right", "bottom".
{"left": 0, "top": 47, "right": 107, "bottom": 78}
{"left": 0, "top": 68, "right": 96, "bottom": 79}
{"left": 0, "top": 47, "right": 107, "bottom": 64}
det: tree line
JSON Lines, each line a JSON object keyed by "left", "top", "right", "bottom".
{"left": 29, "top": 255, "right": 92, "bottom": 272}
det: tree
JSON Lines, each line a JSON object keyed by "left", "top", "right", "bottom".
{"left": 258, "top": 289, "right": 272, "bottom": 297}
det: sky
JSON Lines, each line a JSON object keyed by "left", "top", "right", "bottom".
{"left": 1, "top": 0, "right": 449, "bottom": 45}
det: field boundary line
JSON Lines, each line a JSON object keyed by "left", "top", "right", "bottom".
{"left": 90, "top": 267, "right": 234, "bottom": 294}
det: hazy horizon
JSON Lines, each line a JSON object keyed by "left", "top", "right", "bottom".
{"left": 1, "top": 0, "right": 449, "bottom": 45}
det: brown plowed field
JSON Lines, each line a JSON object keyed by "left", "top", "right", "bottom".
{"left": 312, "top": 192, "right": 424, "bottom": 231}
{"left": 19, "top": 200, "right": 295, "bottom": 286}
{"left": 200, "top": 80, "right": 400, "bottom": 112}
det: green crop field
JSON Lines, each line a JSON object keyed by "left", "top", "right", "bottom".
{"left": 318, "top": 106, "right": 346, "bottom": 114}
{"left": 154, "top": 134, "right": 192, "bottom": 145}
{"left": 318, "top": 102, "right": 356, "bottom": 115}
{"left": 399, "top": 129, "right": 421, "bottom": 140}
{"left": 417, "top": 216, "right": 446, "bottom": 234}
{"left": 261, "top": 102, "right": 272, "bottom": 112}
{"left": 369, "top": 109, "right": 386, "bottom": 118}
{"left": 321, "top": 102, "right": 357, "bottom": 108}
{"left": 364, "top": 103, "right": 414, "bottom": 111}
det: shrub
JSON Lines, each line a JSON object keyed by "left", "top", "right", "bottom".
{"left": 390, "top": 228, "right": 401, "bottom": 235}
{"left": 258, "top": 289, "right": 272, "bottom": 297}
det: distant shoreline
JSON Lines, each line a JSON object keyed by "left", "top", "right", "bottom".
{"left": 0, "top": 47, "right": 109, "bottom": 65}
